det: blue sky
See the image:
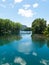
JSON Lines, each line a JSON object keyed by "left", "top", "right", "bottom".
{"left": 0, "top": 0, "right": 49, "bottom": 27}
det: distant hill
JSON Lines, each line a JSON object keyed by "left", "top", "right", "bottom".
{"left": 21, "top": 25, "right": 27, "bottom": 31}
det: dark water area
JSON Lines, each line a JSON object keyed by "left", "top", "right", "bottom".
{"left": 0, "top": 32, "right": 49, "bottom": 65}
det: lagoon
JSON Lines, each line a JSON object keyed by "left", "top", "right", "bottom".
{"left": 0, "top": 32, "right": 49, "bottom": 65}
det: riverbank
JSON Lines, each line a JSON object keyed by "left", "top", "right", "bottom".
{"left": 31, "top": 34, "right": 49, "bottom": 41}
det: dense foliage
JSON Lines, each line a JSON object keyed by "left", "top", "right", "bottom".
{"left": 32, "top": 18, "right": 46, "bottom": 34}
{"left": 0, "top": 18, "right": 22, "bottom": 35}
{"left": 43, "top": 24, "right": 49, "bottom": 36}
{"left": 0, "top": 18, "right": 49, "bottom": 37}
{"left": 32, "top": 18, "right": 49, "bottom": 37}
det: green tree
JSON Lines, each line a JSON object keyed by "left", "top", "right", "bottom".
{"left": 0, "top": 19, "right": 5, "bottom": 35}
{"left": 0, "top": 18, "right": 22, "bottom": 35}
{"left": 32, "top": 18, "right": 46, "bottom": 34}
{"left": 43, "top": 24, "right": 49, "bottom": 36}
{"left": 4, "top": 19, "right": 12, "bottom": 33}
{"left": 12, "top": 22, "right": 22, "bottom": 34}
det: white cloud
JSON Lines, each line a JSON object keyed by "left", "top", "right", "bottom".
{"left": 23, "top": 4, "right": 31, "bottom": 9}
{"left": 0, "top": 4, "right": 6, "bottom": 8}
{"left": 33, "top": 3, "right": 39, "bottom": 8}
{"left": 14, "top": 0, "right": 23, "bottom": 3}
{"left": 2, "top": 0, "right": 6, "bottom": 2}
{"left": 14, "top": 57, "right": 26, "bottom": 65}
{"left": 18, "top": 9, "right": 34, "bottom": 17}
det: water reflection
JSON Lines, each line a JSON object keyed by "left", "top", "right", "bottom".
{"left": 31, "top": 35, "right": 49, "bottom": 48}
{"left": 14, "top": 57, "right": 26, "bottom": 65}
{"left": 40, "top": 59, "right": 49, "bottom": 65}
{"left": 0, "top": 35, "right": 22, "bottom": 46}
{"left": 2, "top": 63, "right": 10, "bottom": 65}
{"left": 47, "top": 39, "right": 49, "bottom": 48}
{"left": 17, "top": 42, "right": 33, "bottom": 54}
{"left": 0, "top": 33, "right": 49, "bottom": 65}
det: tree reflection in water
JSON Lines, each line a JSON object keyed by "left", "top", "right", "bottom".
{"left": 0, "top": 35, "right": 22, "bottom": 46}
{"left": 47, "top": 38, "right": 49, "bottom": 48}
{"left": 31, "top": 34, "right": 49, "bottom": 48}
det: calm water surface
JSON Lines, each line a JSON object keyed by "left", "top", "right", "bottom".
{"left": 0, "top": 32, "right": 49, "bottom": 65}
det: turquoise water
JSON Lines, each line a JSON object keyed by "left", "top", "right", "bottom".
{"left": 0, "top": 33, "right": 49, "bottom": 65}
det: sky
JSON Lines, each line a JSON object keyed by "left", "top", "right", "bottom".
{"left": 0, "top": 0, "right": 49, "bottom": 27}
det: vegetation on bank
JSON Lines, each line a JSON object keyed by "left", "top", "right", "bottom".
{"left": 0, "top": 18, "right": 22, "bottom": 35}
{"left": 0, "top": 18, "right": 32, "bottom": 36}
{"left": 43, "top": 24, "right": 49, "bottom": 36}
{"left": 0, "top": 18, "right": 49, "bottom": 37}
{"left": 32, "top": 18, "right": 49, "bottom": 37}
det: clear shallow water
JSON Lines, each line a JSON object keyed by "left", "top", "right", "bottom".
{"left": 0, "top": 33, "right": 49, "bottom": 65}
